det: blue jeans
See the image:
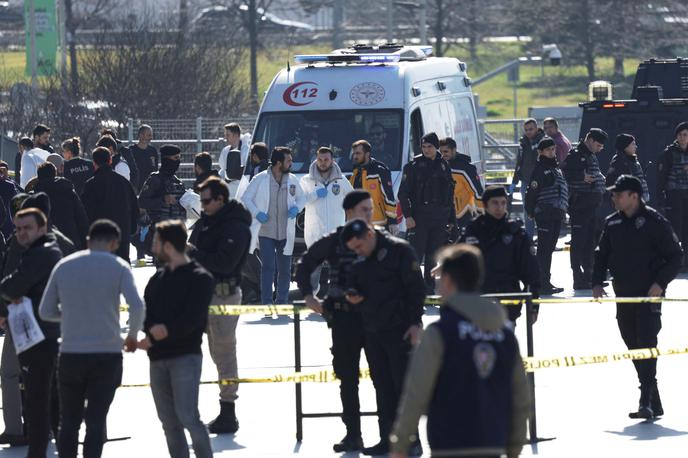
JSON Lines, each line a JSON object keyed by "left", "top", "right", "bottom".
{"left": 521, "top": 183, "right": 535, "bottom": 237}
{"left": 150, "top": 353, "right": 212, "bottom": 458}
{"left": 259, "top": 236, "right": 292, "bottom": 305}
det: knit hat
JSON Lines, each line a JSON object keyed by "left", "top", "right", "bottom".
{"left": 421, "top": 132, "right": 440, "bottom": 149}
{"left": 21, "top": 192, "right": 51, "bottom": 218}
{"left": 615, "top": 134, "right": 635, "bottom": 152}
{"left": 160, "top": 144, "right": 182, "bottom": 157}
{"left": 536, "top": 137, "right": 555, "bottom": 151}
{"left": 342, "top": 190, "right": 371, "bottom": 210}
{"left": 675, "top": 122, "right": 688, "bottom": 137}
{"left": 587, "top": 128, "right": 608, "bottom": 144}
{"left": 482, "top": 185, "right": 509, "bottom": 203}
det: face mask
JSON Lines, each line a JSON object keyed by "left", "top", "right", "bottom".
{"left": 160, "top": 157, "right": 180, "bottom": 175}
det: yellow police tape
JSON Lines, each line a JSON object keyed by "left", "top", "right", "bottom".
{"left": 118, "top": 345, "right": 688, "bottom": 387}
{"left": 483, "top": 170, "right": 515, "bottom": 179}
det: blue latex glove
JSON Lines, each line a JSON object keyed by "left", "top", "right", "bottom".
{"left": 139, "top": 226, "right": 148, "bottom": 243}
{"left": 508, "top": 182, "right": 517, "bottom": 195}
{"left": 316, "top": 187, "right": 328, "bottom": 199}
{"left": 256, "top": 212, "right": 269, "bottom": 224}
{"left": 288, "top": 206, "right": 299, "bottom": 219}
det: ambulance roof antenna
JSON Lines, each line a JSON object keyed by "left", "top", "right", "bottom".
{"left": 287, "top": 59, "right": 291, "bottom": 73}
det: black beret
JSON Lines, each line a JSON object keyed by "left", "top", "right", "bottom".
{"left": 537, "top": 137, "right": 555, "bottom": 151}
{"left": 482, "top": 185, "right": 509, "bottom": 202}
{"left": 160, "top": 144, "right": 182, "bottom": 157}
{"left": 342, "top": 190, "right": 371, "bottom": 210}
{"left": 340, "top": 218, "right": 370, "bottom": 244}
{"left": 587, "top": 128, "right": 608, "bottom": 144}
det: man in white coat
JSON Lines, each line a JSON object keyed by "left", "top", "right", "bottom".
{"left": 242, "top": 147, "right": 306, "bottom": 305}
{"left": 219, "top": 123, "right": 252, "bottom": 197}
{"left": 300, "top": 147, "right": 353, "bottom": 292}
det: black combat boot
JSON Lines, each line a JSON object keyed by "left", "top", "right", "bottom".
{"left": 652, "top": 385, "right": 664, "bottom": 417}
{"left": 629, "top": 384, "right": 654, "bottom": 419}
{"left": 208, "top": 401, "right": 239, "bottom": 434}
{"left": 332, "top": 433, "right": 363, "bottom": 452}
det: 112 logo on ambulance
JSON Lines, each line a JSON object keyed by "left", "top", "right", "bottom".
{"left": 283, "top": 82, "right": 319, "bottom": 106}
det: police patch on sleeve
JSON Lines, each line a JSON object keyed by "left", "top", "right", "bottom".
{"left": 635, "top": 216, "right": 645, "bottom": 229}
{"left": 473, "top": 342, "right": 496, "bottom": 379}
{"left": 530, "top": 180, "right": 538, "bottom": 189}
{"left": 289, "top": 184, "right": 296, "bottom": 196}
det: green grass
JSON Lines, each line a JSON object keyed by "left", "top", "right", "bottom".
{"left": 0, "top": 43, "right": 642, "bottom": 119}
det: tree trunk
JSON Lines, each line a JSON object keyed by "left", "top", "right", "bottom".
{"left": 179, "top": 0, "right": 189, "bottom": 32}
{"left": 613, "top": 56, "right": 624, "bottom": 79}
{"left": 467, "top": 0, "right": 479, "bottom": 62}
{"left": 64, "top": 0, "right": 78, "bottom": 95}
{"left": 580, "top": 0, "right": 595, "bottom": 80}
{"left": 434, "top": 0, "right": 444, "bottom": 57}
{"left": 249, "top": 0, "right": 259, "bottom": 110}
{"left": 332, "top": 0, "right": 343, "bottom": 49}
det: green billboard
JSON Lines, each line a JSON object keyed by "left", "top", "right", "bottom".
{"left": 24, "top": 0, "right": 58, "bottom": 77}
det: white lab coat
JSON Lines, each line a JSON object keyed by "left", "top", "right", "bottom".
{"left": 241, "top": 169, "right": 306, "bottom": 256}
{"left": 300, "top": 161, "right": 353, "bottom": 247}
{"left": 219, "top": 132, "right": 252, "bottom": 181}
{"left": 20, "top": 148, "right": 50, "bottom": 188}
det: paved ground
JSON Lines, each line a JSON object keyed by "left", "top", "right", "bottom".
{"left": 3, "top": 239, "right": 688, "bottom": 457}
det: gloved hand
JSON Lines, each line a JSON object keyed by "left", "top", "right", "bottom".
{"left": 288, "top": 206, "right": 299, "bottom": 219}
{"left": 256, "top": 212, "right": 269, "bottom": 224}
{"left": 316, "top": 187, "right": 328, "bottom": 199}
{"left": 508, "top": 182, "right": 517, "bottom": 195}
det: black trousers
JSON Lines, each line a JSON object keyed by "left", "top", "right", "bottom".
{"left": 364, "top": 326, "right": 412, "bottom": 440}
{"left": 616, "top": 300, "right": 662, "bottom": 388}
{"left": 409, "top": 219, "right": 447, "bottom": 293}
{"left": 58, "top": 353, "right": 123, "bottom": 458}
{"left": 330, "top": 310, "right": 370, "bottom": 437}
{"left": 535, "top": 208, "right": 563, "bottom": 285}
{"left": 569, "top": 201, "right": 600, "bottom": 284}
{"left": 667, "top": 191, "right": 688, "bottom": 254}
{"left": 17, "top": 338, "right": 59, "bottom": 458}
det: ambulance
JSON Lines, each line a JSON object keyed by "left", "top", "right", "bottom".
{"left": 252, "top": 43, "right": 484, "bottom": 190}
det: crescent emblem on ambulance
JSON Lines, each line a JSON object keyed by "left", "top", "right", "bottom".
{"left": 283, "top": 82, "right": 318, "bottom": 107}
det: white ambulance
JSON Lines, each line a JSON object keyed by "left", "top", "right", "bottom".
{"left": 252, "top": 44, "right": 484, "bottom": 190}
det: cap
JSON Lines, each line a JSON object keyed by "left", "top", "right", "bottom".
{"left": 342, "top": 190, "right": 371, "bottom": 210}
{"left": 607, "top": 174, "right": 643, "bottom": 196}
{"left": 340, "top": 218, "right": 370, "bottom": 244}
{"left": 587, "top": 128, "right": 608, "bottom": 144}
{"left": 615, "top": 133, "right": 635, "bottom": 152}
{"left": 675, "top": 121, "right": 688, "bottom": 137}
{"left": 536, "top": 137, "right": 555, "bottom": 151}
{"left": 421, "top": 132, "right": 440, "bottom": 149}
{"left": 482, "top": 185, "right": 509, "bottom": 203}
{"left": 160, "top": 144, "right": 182, "bottom": 157}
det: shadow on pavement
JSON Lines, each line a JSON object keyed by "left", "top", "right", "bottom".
{"left": 210, "top": 434, "right": 246, "bottom": 452}
{"left": 605, "top": 421, "right": 688, "bottom": 441}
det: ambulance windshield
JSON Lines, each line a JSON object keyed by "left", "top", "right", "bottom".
{"left": 253, "top": 109, "right": 403, "bottom": 173}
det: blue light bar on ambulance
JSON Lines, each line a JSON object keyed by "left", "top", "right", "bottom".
{"left": 294, "top": 54, "right": 401, "bottom": 64}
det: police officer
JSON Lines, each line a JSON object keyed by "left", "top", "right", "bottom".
{"left": 606, "top": 134, "right": 649, "bottom": 202}
{"left": 593, "top": 175, "right": 682, "bottom": 419}
{"left": 525, "top": 137, "right": 568, "bottom": 295}
{"left": 657, "top": 121, "right": 688, "bottom": 266}
{"left": 439, "top": 137, "right": 484, "bottom": 231}
{"left": 398, "top": 132, "right": 455, "bottom": 293}
{"left": 562, "top": 128, "right": 607, "bottom": 289}
{"left": 341, "top": 219, "right": 425, "bottom": 457}
{"left": 295, "top": 190, "right": 374, "bottom": 453}
{"left": 460, "top": 186, "right": 540, "bottom": 325}
{"left": 390, "top": 244, "right": 530, "bottom": 458}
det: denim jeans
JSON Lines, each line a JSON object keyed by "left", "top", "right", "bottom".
{"left": 521, "top": 183, "right": 535, "bottom": 237}
{"left": 258, "top": 236, "right": 292, "bottom": 305}
{"left": 150, "top": 353, "right": 212, "bottom": 458}
{"left": 58, "top": 353, "right": 123, "bottom": 458}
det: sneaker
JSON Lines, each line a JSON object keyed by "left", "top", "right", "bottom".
{"left": 362, "top": 440, "right": 390, "bottom": 456}
{"left": 0, "top": 432, "right": 28, "bottom": 446}
{"left": 332, "top": 434, "right": 363, "bottom": 453}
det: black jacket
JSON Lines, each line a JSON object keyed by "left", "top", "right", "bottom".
{"left": 0, "top": 179, "right": 21, "bottom": 239}
{"left": 656, "top": 141, "right": 688, "bottom": 203}
{"left": 398, "top": 152, "right": 456, "bottom": 223}
{"left": 33, "top": 176, "right": 90, "bottom": 249}
{"left": 295, "top": 226, "right": 358, "bottom": 299}
{"left": 143, "top": 261, "right": 214, "bottom": 361}
{"left": 189, "top": 200, "right": 252, "bottom": 287}
{"left": 193, "top": 169, "right": 220, "bottom": 192}
{"left": 459, "top": 214, "right": 540, "bottom": 320}
{"left": 606, "top": 152, "right": 649, "bottom": 201}
{"left": 593, "top": 204, "right": 682, "bottom": 294}
{"left": 81, "top": 166, "right": 139, "bottom": 240}
{"left": 0, "top": 234, "right": 63, "bottom": 339}
{"left": 64, "top": 157, "right": 94, "bottom": 197}
{"left": 524, "top": 156, "right": 567, "bottom": 218}
{"left": 561, "top": 142, "right": 605, "bottom": 208}
{"left": 225, "top": 147, "right": 243, "bottom": 181}
{"left": 514, "top": 129, "right": 545, "bottom": 184}
{"left": 130, "top": 144, "right": 159, "bottom": 192}
{"left": 348, "top": 230, "right": 425, "bottom": 331}
{"left": 138, "top": 171, "right": 186, "bottom": 223}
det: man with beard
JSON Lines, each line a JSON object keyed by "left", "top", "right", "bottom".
{"left": 130, "top": 124, "right": 159, "bottom": 192}
{"left": 241, "top": 147, "right": 305, "bottom": 305}
{"left": 138, "top": 144, "right": 187, "bottom": 255}
{"left": 193, "top": 152, "right": 220, "bottom": 193}
{"left": 81, "top": 147, "right": 140, "bottom": 262}
{"left": 512, "top": 119, "right": 546, "bottom": 238}
{"left": 32, "top": 124, "right": 55, "bottom": 154}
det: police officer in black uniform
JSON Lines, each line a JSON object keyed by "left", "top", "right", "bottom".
{"left": 294, "top": 191, "right": 375, "bottom": 453}
{"left": 657, "top": 122, "right": 688, "bottom": 266}
{"left": 606, "top": 134, "right": 650, "bottom": 202}
{"left": 398, "top": 132, "right": 455, "bottom": 294}
{"left": 459, "top": 186, "right": 540, "bottom": 325}
{"left": 562, "top": 128, "right": 607, "bottom": 289}
{"left": 593, "top": 175, "right": 682, "bottom": 419}
{"left": 341, "top": 219, "right": 425, "bottom": 457}
{"left": 525, "top": 137, "right": 569, "bottom": 295}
